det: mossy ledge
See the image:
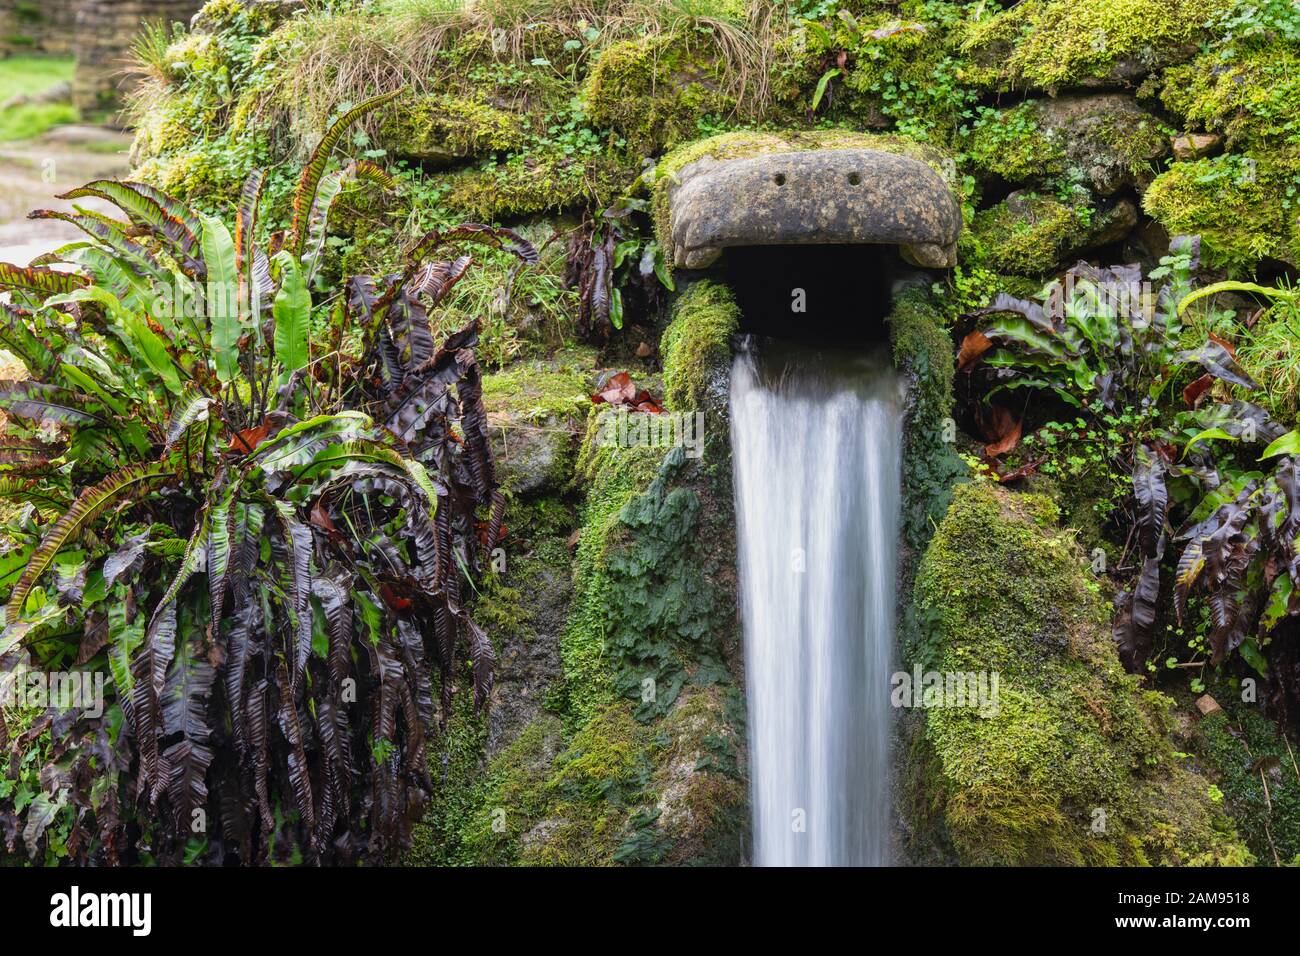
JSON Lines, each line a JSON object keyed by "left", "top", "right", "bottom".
{"left": 911, "top": 481, "right": 1252, "bottom": 865}
{"left": 410, "top": 286, "right": 748, "bottom": 865}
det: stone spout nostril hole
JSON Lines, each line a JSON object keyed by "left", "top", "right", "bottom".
{"left": 773, "top": 172, "right": 786, "bottom": 186}
{"left": 848, "top": 172, "right": 862, "bottom": 186}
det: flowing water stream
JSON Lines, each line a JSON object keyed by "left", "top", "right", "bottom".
{"left": 730, "top": 338, "right": 901, "bottom": 866}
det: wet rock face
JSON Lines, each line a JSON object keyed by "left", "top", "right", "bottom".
{"left": 665, "top": 148, "right": 961, "bottom": 270}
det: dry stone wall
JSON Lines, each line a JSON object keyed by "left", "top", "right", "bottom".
{"left": 72, "top": 0, "right": 202, "bottom": 113}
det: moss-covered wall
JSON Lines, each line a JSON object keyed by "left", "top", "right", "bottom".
{"left": 911, "top": 481, "right": 1252, "bottom": 865}
{"left": 121, "top": 0, "right": 1300, "bottom": 868}
{"left": 131, "top": 0, "right": 1300, "bottom": 283}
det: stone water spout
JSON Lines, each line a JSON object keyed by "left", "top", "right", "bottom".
{"left": 663, "top": 147, "right": 961, "bottom": 271}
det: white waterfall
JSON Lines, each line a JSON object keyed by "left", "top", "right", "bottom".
{"left": 730, "top": 339, "right": 901, "bottom": 866}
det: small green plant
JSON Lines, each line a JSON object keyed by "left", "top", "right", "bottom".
{"left": 564, "top": 196, "right": 673, "bottom": 338}
{"left": 1187, "top": 279, "right": 1300, "bottom": 417}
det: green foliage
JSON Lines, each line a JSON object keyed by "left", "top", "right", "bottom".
{"left": 1232, "top": 281, "right": 1300, "bottom": 418}
{"left": 963, "top": 102, "right": 1065, "bottom": 182}
{"left": 0, "top": 103, "right": 530, "bottom": 865}
{"left": 1196, "top": 705, "right": 1300, "bottom": 864}
{"left": 967, "top": 243, "right": 1226, "bottom": 416}
{"left": 565, "top": 199, "right": 673, "bottom": 338}
{"left": 961, "top": 244, "right": 1300, "bottom": 698}
{"left": 775, "top": 2, "right": 979, "bottom": 143}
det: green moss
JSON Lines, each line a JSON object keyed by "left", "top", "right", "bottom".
{"left": 768, "top": 6, "right": 978, "bottom": 142}
{"left": 965, "top": 102, "right": 1066, "bottom": 182}
{"left": 650, "top": 684, "right": 748, "bottom": 864}
{"left": 461, "top": 387, "right": 747, "bottom": 866}
{"left": 960, "top": 0, "right": 1229, "bottom": 91}
{"left": 437, "top": 712, "right": 565, "bottom": 866}
{"left": 888, "top": 289, "right": 965, "bottom": 552}
{"left": 379, "top": 93, "right": 527, "bottom": 162}
{"left": 480, "top": 352, "right": 596, "bottom": 497}
{"left": 660, "top": 280, "right": 739, "bottom": 415}
{"left": 559, "top": 417, "right": 664, "bottom": 725}
{"left": 405, "top": 679, "right": 491, "bottom": 866}
{"left": 913, "top": 481, "right": 1251, "bottom": 865}
{"left": 483, "top": 354, "right": 595, "bottom": 424}
{"left": 965, "top": 191, "right": 1120, "bottom": 276}
{"left": 1160, "top": 16, "right": 1300, "bottom": 150}
{"left": 964, "top": 96, "right": 1168, "bottom": 190}
{"left": 444, "top": 151, "right": 626, "bottom": 222}
{"left": 564, "top": 433, "right": 729, "bottom": 720}
{"left": 1143, "top": 150, "right": 1300, "bottom": 273}
{"left": 449, "top": 682, "right": 744, "bottom": 866}
{"left": 1195, "top": 706, "right": 1300, "bottom": 865}
{"left": 584, "top": 33, "right": 733, "bottom": 156}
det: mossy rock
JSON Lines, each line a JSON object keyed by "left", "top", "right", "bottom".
{"left": 584, "top": 33, "right": 734, "bottom": 156}
{"left": 888, "top": 288, "right": 966, "bottom": 553}
{"left": 966, "top": 94, "right": 1167, "bottom": 195}
{"left": 482, "top": 352, "right": 596, "bottom": 498}
{"left": 1143, "top": 149, "right": 1300, "bottom": 273}
{"left": 912, "top": 481, "right": 1251, "bottom": 865}
{"left": 444, "top": 151, "right": 628, "bottom": 222}
{"left": 1158, "top": 17, "right": 1300, "bottom": 151}
{"left": 660, "top": 279, "right": 739, "bottom": 422}
{"left": 960, "top": 0, "right": 1230, "bottom": 92}
{"left": 378, "top": 93, "right": 528, "bottom": 164}
{"left": 444, "top": 681, "right": 745, "bottom": 866}
{"left": 965, "top": 189, "right": 1137, "bottom": 276}
{"left": 770, "top": 8, "right": 974, "bottom": 140}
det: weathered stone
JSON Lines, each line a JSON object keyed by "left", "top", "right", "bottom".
{"left": 0, "top": 0, "right": 77, "bottom": 55}
{"left": 970, "top": 190, "right": 1139, "bottom": 276}
{"left": 1172, "top": 132, "right": 1223, "bottom": 162}
{"left": 486, "top": 558, "right": 569, "bottom": 756}
{"left": 1195, "top": 694, "right": 1223, "bottom": 717}
{"left": 488, "top": 417, "right": 573, "bottom": 498}
{"left": 72, "top": 0, "right": 205, "bottom": 114}
{"left": 666, "top": 148, "right": 961, "bottom": 270}
{"left": 1032, "top": 94, "right": 1168, "bottom": 196}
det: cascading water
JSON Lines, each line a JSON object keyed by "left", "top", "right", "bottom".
{"left": 730, "top": 338, "right": 902, "bottom": 867}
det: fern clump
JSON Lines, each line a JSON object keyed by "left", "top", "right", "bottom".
{"left": 0, "top": 95, "right": 538, "bottom": 865}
